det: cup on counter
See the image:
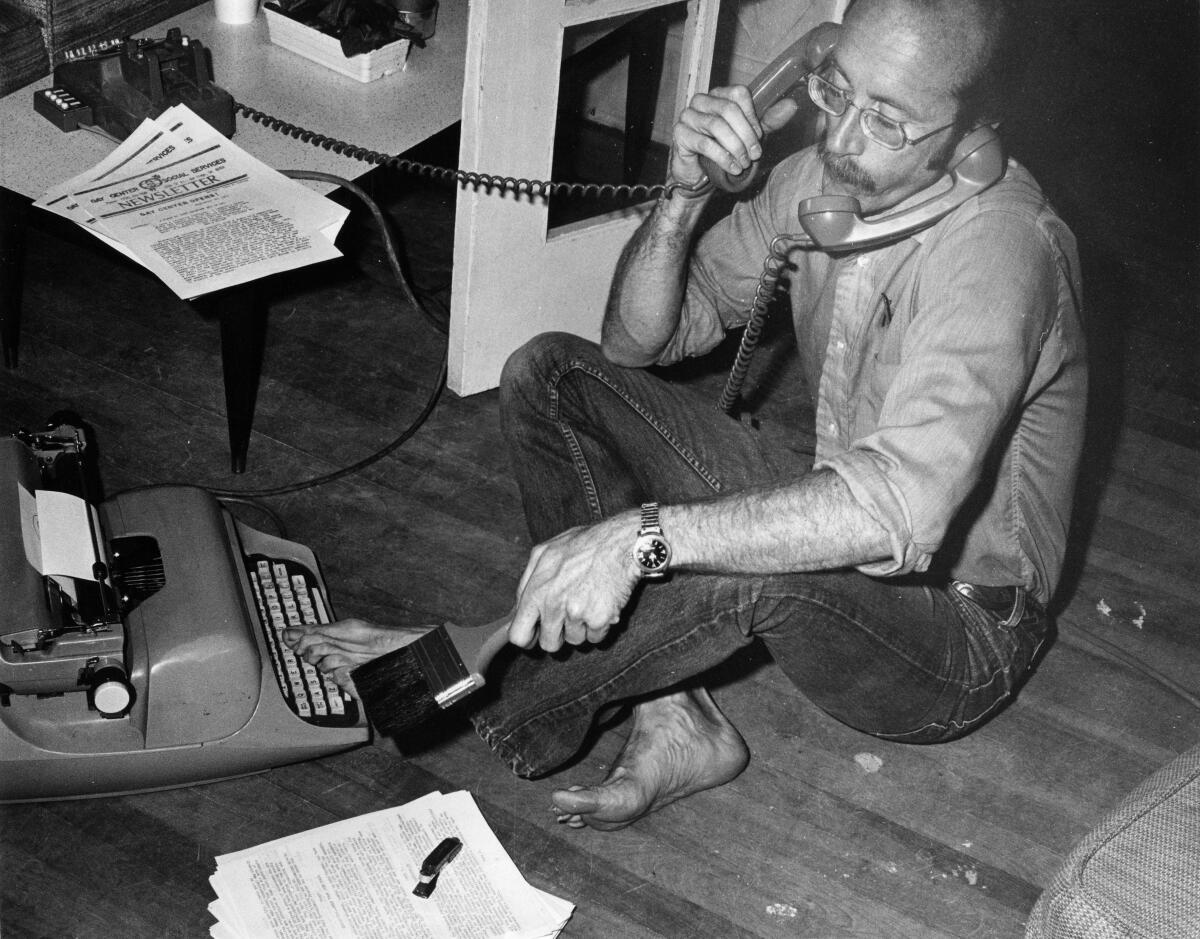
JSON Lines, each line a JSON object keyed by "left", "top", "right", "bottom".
{"left": 214, "top": 0, "right": 260, "bottom": 25}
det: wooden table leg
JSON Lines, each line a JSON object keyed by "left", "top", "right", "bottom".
{"left": 0, "top": 187, "right": 29, "bottom": 369}
{"left": 191, "top": 282, "right": 267, "bottom": 474}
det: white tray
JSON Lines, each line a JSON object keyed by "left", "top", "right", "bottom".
{"left": 263, "top": 7, "right": 410, "bottom": 83}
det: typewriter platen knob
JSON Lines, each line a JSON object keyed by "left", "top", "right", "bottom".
{"left": 87, "top": 665, "right": 135, "bottom": 719}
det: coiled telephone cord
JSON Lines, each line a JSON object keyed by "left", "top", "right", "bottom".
{"left": 237, "top": 101, "right": 810, "bottom": 418}
{"left": 235, "top": 101, "right": 679, "bottom": 202}
{"left": 717, "top": 233, "right": 811, "bottom": 415}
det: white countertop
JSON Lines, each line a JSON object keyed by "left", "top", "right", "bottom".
{"left": 0, "top": 0, "right": 468, "bottom": 199}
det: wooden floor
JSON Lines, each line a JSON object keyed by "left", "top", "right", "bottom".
{"left": 2, "top": 3, "right": 1198, "bottom": 934}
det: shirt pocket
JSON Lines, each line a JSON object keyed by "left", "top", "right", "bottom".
{"left": 853, "top": 296, "right": 905, "bottom": 433}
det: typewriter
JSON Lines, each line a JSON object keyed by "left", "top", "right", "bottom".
{"left": 0, "top": 419, "right": 368, "bottom": 802}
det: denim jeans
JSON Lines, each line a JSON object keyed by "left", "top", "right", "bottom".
{"left": 471, "top": 333, "right": 1048, "bottom": 778}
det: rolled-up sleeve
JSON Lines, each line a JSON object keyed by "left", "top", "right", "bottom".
{"left": 815, "top": 205, "right": 1067, "bottom": 576}
{"left": 657, "top": 154, "right": 817, "bottom": 366}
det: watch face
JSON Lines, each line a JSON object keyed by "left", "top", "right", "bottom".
{"left": 635, "top": 536, "right": 669, "bottom": 571}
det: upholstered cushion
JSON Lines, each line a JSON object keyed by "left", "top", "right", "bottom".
{"left": 1025, "top": 743, "right": 1200, "bottom": 939}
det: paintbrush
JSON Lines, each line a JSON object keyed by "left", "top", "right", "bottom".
{"left": 349, "top": 616, "right": 512, "bottom": 736}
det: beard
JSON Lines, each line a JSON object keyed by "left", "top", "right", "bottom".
{"left": 817, "top": 138, "right": 878, "bottom": 194}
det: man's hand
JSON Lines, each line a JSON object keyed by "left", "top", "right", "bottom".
{"left": 508, "top": 513, "right": 641, "bottom": 653}
{"left": 669, "top": 86, "right": 800, "bottom": 190}
{"left": 601, "top": 86, "right": 797, "bottom": 366}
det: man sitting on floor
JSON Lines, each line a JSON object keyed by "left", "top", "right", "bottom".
{"left": 286, "top": 0, "right": 1087, "bottom": 831}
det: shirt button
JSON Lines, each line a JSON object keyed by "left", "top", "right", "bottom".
{"left": 827, "top": 422, "right": 837, "bottom": 433}
{"left": 835, "top": 340, "right": 846, "bottom": 351}
{"left": 857, "top": 256, "right": 870, "bottom": 267}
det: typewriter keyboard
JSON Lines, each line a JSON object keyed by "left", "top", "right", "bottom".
{"left": 246, "top": 555, "right": 360, "bottom": 727}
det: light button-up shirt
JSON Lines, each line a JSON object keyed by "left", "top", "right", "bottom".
{"left": 663, "top": 147, "right": 1088, "bottom": 605}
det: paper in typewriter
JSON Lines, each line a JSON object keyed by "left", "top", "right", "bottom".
{"left": 207, "top": 790, "right": 574, "bottom": 939}
{"left": 29, "top": 489, "right": 105, "bottom": 581}
{"left": 34, "top": 104, "right": 347, "bottom": 300}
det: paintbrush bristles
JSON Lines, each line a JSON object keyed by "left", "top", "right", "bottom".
{"left": 349, "top": 618, "right": 512, "bottom": 737}
{"left": 350, "top": 640, "right": 444, "bottom": 736}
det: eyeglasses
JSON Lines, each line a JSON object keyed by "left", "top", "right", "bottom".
{"left": 807, "top": 72, "right": 957, "bottom": 151}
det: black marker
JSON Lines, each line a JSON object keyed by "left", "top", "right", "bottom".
{"left": 412, "top": 836, "right": 463, "bottom": 898}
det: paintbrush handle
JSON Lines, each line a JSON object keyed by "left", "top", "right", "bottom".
{"left": 441, "top": 616, "right": 512, "bottom": 687}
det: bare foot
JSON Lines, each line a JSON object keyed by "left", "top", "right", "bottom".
{"left": 283, "top": 618, "right": 431, "bottom": 697}
{"left": 550, "top": 688, "right": 748, "bottom": 830}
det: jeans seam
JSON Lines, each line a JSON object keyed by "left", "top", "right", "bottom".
{"left": 779, "top": 585, "right": 1022, "bottom": 741}
{"left": 946, "top": 587, "right": 1025, "bottom": 692}
{"left": 479, "top": 599, "right": 757, "bottom": 766}
{"left": 556, "top": 420, "right": 602, "bottom": 520}
{"left": 878, "top": 586, "right": 1041, "bottom": 740}
{"left": 876, "top": 679, "right": 1016, "bottom": 741}
{"left": 546, "top": 360, "right": 725, "bottom": 495}
{"left": 473, "top": 718, "right": 540, "bottom": 777}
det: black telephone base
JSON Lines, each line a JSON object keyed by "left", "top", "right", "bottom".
{"left": 32, "top": 28, "right": 235, "bottom": 141}
{"left": 33, "top": 87, "right": 95, "bottom": 133}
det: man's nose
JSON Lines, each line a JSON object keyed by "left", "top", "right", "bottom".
{"left": 823, "top": 107, "right": 867, "bottom": 157}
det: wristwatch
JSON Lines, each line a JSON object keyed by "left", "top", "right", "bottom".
{"left": 632, "top": 502, "right": 671, "bottom": 578}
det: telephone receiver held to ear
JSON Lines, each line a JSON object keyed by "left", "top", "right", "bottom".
{"left": 698, "top": 21, "right": 840, "bottom": 194}
{"left": 799, "top": 124, "right": 1005, "bottom": 250}
{"left": 697, "top": 22, "right": 1006, "bottom": 252}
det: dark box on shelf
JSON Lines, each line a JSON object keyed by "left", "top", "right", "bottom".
{"left": 6, "top": 0, "right": 207, "bottom": 75}
{"left": 0, "top": 0, "right": 47, "bottom": 95}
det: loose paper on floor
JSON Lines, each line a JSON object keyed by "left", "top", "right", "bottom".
{"left": 207, "top": 790, "right": 574, "bottom": 939}
{"left": 35, "top": 105, "right": 347, "bottom": 300}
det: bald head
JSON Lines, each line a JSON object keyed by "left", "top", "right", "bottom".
{"left": 843, "top": 0, "right": 1014, "bottom": 126}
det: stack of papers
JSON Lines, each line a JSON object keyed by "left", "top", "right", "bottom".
{"left": 208, "top": 790, "right": 574, "bottom": 939}
{"left": 35, "top": 105, "right": 347, "bottom": 300}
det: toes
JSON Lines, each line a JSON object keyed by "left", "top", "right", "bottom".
{"left": 552, "top": 809, "right": 585, "bottom": 827}
{"left": 283, "top": 620, "right": 392, "bottom": 654}
{"left": 550, "top": 783, "right": 643, "bottom": 831}
{"left": 312, "top": 651, "right": 357, "bottom": 674}
{"left": 296, "top": 642, "right": 343, "bottom": 668}
{"left": 281, "top": 627, "right": 311, "bottom": 650}
{"left": 287, "top": 630, "right": 336, "bottom": 657}
{"left": 330, "top": 665, "right": 358, "bottom": 697}
{"left": 551, "top": 793, "right": 587, "bottom": 828}
{"left": 551, "top": 786, "right": 602, "bottom": 816}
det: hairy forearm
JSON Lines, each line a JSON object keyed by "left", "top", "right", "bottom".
{"left": 601, "top": 190, "right": 711, "bottom": 366}
{"left": 660, "top": 470, "right": 892, "bottom": 573}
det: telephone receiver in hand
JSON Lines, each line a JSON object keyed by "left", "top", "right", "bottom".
{"left": 698, "top": 22, "right": 1006, "bottom": 251}
{"left": 698, "top": 21, "right": 840, "bottom": 194}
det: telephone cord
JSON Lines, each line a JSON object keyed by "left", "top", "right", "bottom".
{"left": 203, "top": 169, "right": 448, "bottom": 499}
{"left": 235, "top": 101, "right": 681, "bottom": 202}
{"left": 718, "top": 233, "right": 812, "bottom": 416}
{"left": 236, "top": 102, "right": 804, "bottom": 424}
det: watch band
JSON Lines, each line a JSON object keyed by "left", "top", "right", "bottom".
{"left": 639, "top": 502, "right": 663, "bottom": 535}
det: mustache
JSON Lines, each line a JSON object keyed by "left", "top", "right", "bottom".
{"left": 817, "top": 140, "right": 878, "bottom": 194}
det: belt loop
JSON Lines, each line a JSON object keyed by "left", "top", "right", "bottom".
{"left": 999, "top": 588, "right": 1025, "bottom": 629}
{"left": 951, "top": 580, "right": 1026, "bottom": 628}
